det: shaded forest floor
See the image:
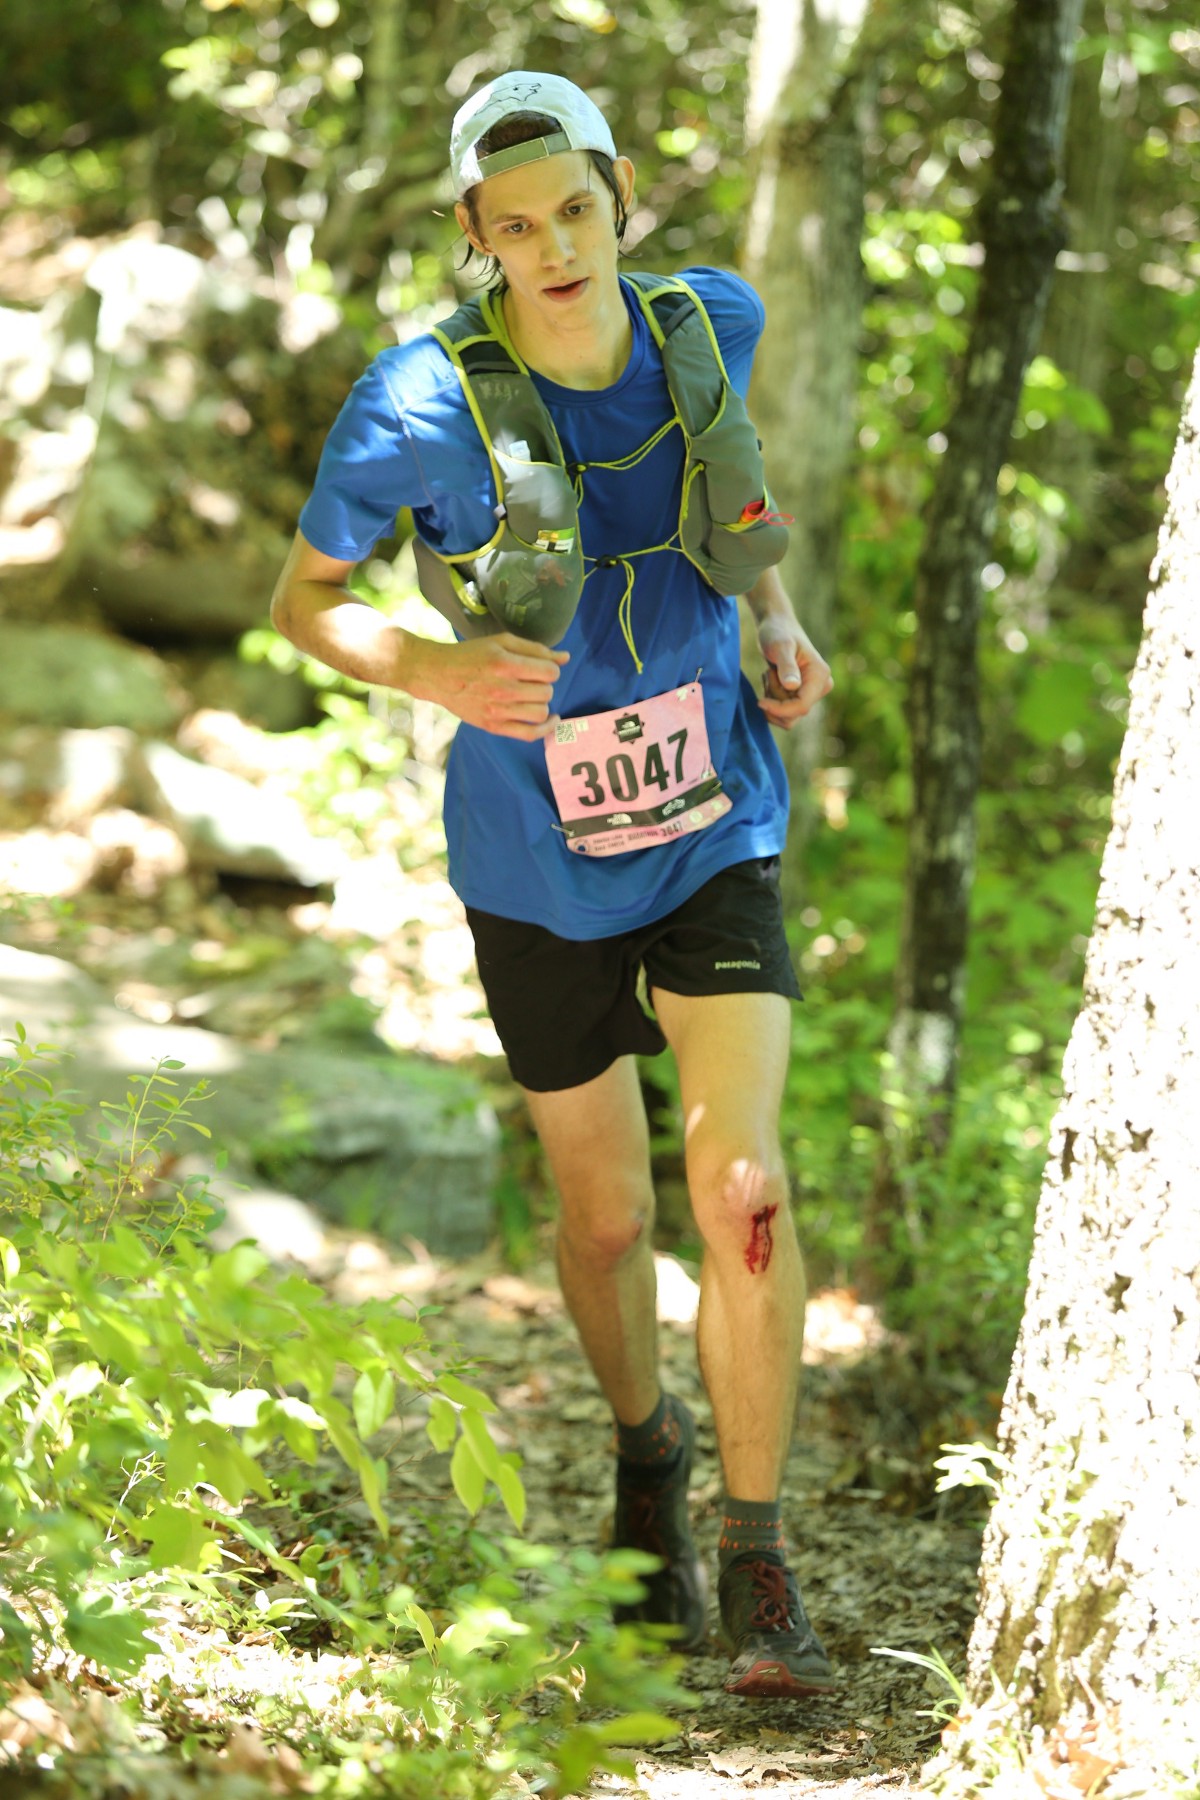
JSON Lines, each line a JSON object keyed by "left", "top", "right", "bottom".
{"left": 1, "top": 698, "right": 983, "bottom": 1795}
{"left": 1, "top": 890, "right": 986, "bottom": 1800}
{"left": 359, "top": 1245, "right": 981, "bottom": 1798}
{"left": 4, "top": 1234, "right": 978, "bottom": 1798}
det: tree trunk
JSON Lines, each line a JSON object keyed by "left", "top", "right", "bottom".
{"left": 931, "top": 347, "right": 1200, "bottom": 1795}
{"left": 740, "top": 0, "right": 889, "bottom": 905}
{"left": 1038, "top": 0, "right": 1136, "bottom": 528}
{"left": 314, "top": 0, "right": 408, "bottom": 268}
{"left": 882, "top": 0, "right": 1083, "bottom": 1173}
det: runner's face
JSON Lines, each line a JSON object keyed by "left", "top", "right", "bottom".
{"left": 457, "top": 149, "right": 633, "bottom": 323}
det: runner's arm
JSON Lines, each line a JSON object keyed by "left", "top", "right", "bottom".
{"left": 744, "top": 567, "right": 833, "bottom": 726}
{"left": 270, "top": 530, "right": 568, "bottom": 741}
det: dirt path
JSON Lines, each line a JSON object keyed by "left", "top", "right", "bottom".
{"left": 337, "top": 1247, "right": 982, "bottom": 1799}
{"left": 0, "top": 736, "right": 981, "bottom": 1796}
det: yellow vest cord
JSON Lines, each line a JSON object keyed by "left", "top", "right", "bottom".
{"left": 614, "top": 557, "right": 640, "bottom": 673}
{"left": 583, "top": 533, "right": 693, "bottom": 675}
{"left": 571, "top": 414, "right": 681, "bottom": 504}
{"left": 573, "top": 411, "right": 695, "bottom": 672}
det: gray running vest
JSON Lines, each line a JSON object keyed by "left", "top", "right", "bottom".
{"left": 411, "top": 274, "right": 789, "bottom": 665}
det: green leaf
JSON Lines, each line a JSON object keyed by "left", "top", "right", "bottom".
{"left": 450, "top": 1434, "right": 486, "bottom": 1515}
{"left": 0, "top": 1596, "right": 33, "bottom": 1673}
{"left": 1015, "top": 661, "right": 1096, "bottom": 747}
{"left": 210, "top": 1242, "right": 270, "bottom": 1288}
{"left": 405, "top": 1601, "right": 438, "bottom": 1656}
{"left": 0, "top": 1238, "right": 20, "bottom": 1282}
{"left": 164, "top": 1421, "right": 270, "bottom": 1506}
{"left": 140, "top": 1503, "right": 222, "bottom": 1572}
{"left": 78, "top": 1309, "right": 151, "bottom": 1366}
{"left": 58, "top": 1361, "right": 106, "bottom": 1408}
{"left": 592, "top": 1713, "right": 682, "bottom": 1745}
{"left": 553, "top": 1726, "right": 635, "bottom": 1793}
{"left": 356, "top": 1452, "right": 389, "bottom": 1535}
{"left": 97, "top": 1223, "right": 152, "bottom": 1277}
{"left": 273, "top": 1405, "right": 320, "bottom": 1464}
{"left": 352, "top": 1367, "right": 394, "bottom": 1439}
{"left": 64, "top": 1595, "right": 155, "bottom": 1675}
{"left": 200, "top": 1387, "right": 270, "bottom": 1428}
{"left": 495, "top": 1462, "right": 526, "bottom": 1531}
{"left": 461, "top": 1408, "right": 502, "bottom": 1480}
{"left": 437, "top": 1373, "right": 496, "bottom": 1413}
{"left": 426, "top": 1396, "right": 457, "bottom": 1453}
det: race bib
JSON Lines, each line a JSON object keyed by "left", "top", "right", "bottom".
{"left": 544, "top": 682, "right": 732, "bottom": 857}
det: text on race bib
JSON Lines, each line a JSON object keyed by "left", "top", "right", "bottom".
{"left": 544, "top": 682, "right": 732, "bottom": 857}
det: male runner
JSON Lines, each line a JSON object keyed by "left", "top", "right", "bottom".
{"left": 271, "top": 71, "right": 836, "bottom": 1697}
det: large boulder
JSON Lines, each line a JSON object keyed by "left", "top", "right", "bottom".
{"left": 130, "top": 740, "right": 347, "bottom": 886}
{"left": 80, "top": 544, "right": 288, "bottom": 643}
{"left": 0, "top": 724, "right": 137, "bottom": 824}
{"left": 60, "top": 237, "right": 369, "bottom": 645}
{"left": 0, "top": 622, "right": 182, "bottom": 733}
{"left": 183, "top": 651, "right": 316, "bottom": 735}
{"left": 0, "top": 944, "right": 498, "bottom": 1258}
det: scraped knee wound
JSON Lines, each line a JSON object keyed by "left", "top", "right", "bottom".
{"left": 744, "top": 1203, "right": 778, "bottom": 1274}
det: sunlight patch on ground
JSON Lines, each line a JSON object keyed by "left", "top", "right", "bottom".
{"left": 802, "top": 1289, "right": 890, "bottom": 1365}
{"left": 295, "top": 854, "right": 503, "bottom": 1063}
{"left": 647, "top": 1267, "right": 891, "bottom": 1363}
{"left": 0, "top": 827, "right": 98, "bottom": 896}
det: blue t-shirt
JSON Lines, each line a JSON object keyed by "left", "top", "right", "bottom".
{"left": 299, "top": 267, "right": 789, "bottom": 939}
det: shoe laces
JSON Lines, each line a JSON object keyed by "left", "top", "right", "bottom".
{"left": 745, "top": 1559, "right": 796, "bottom": 1632}
{"left": 625, "top": 1487, "right": 666, "bottom": 1555}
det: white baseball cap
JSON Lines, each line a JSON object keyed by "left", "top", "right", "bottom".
{"left": 450, "top": 72, "right": 617, "bottom": 197}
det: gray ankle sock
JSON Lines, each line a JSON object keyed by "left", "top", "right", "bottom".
{"left": 616, "top": 1392, "right": 683, "bottom": 1473}
{"left": 718, "top": 1496, "right": 786, "bottom": 1573}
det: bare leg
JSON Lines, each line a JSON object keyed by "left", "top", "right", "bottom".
{"left": 523, "top": 1055, "right": 660, "bottom": 1427}
{"left": 650, "top": 989, "right": 806, "bottom": 1500}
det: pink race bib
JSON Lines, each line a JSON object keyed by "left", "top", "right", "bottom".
{"left": 544, "top": 682, "right": 732, "bottom": 857}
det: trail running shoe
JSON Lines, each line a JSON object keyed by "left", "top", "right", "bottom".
{"left": 611, "top": 1397, "right": 708, "bottom": 1651}
{"left": 718, "top": 1554, "right": 836, "bottom": 1697}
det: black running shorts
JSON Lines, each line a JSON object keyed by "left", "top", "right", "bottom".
{"left": 465, "top": 856, "right": 802, "bottom": 1093}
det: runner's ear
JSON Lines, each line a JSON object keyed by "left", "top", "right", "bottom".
{"left": 455, "top": 199, "right": 490, "bottom": 256}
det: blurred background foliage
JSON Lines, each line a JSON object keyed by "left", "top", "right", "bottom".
{"left": 2, "top": 0, "right": 1197, "bottom": 1412}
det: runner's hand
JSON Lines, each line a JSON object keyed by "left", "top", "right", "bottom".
{"left": 407, "top": 633, "right": 569, "bottom": 740}
{"left": 756, "top": 617, "right": 833, "bottom": 728}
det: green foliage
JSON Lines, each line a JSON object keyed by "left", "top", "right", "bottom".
{"left": 933, "top": 1443, "right": 1013, "bottom": 1496}
{"left": 0, "top": 1034, "right": 683, "bottom": 1796}
{"left": 0, "top": 0, "right": 760, "bottom": 333}
{"left": 0, "top": 1033, "right": 518, "bottom": 1677}
{"left": 2, "top": 0, "right": 1192, "bottom": 1467}
{"left": 780, "top": 616, "right": 1117, "bottom": 1394}
{"left": 869, "top": 1642, "right": 966, "bottom": 1728}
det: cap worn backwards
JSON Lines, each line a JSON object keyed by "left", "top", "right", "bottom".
{"left": 450, "top": 71, "right": 617, "bottom": 197}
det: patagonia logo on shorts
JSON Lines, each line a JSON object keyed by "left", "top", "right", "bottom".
{"left": 715, "top": 958, "right": 761, "bottom": 971}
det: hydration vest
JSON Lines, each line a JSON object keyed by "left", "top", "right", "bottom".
{"left": 411, "top": 273, "right": 789, "bottom": 671}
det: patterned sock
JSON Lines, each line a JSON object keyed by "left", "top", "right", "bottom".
{"left": 718, "top": 1496, "right": 787, "bottom": 1574}
{"left": 616, "top": 1392, "right": 684, "bottom": 1476}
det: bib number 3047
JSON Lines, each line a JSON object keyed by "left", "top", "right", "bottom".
{"left": 544, "top": 681, "right": 732, "bottom": 857}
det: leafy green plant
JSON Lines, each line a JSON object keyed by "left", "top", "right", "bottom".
{"left": 0, "top": 1033, "right": 519, "bottom": 1676}
{"left": 869, "top": 1641, "right": 966, "bottom": 1727}
{"left": 933, "top": 1443, "right": 1013, "bottom": 1497}
{"left": 1, "top": 1031, "right": 685, "bottom": 1797}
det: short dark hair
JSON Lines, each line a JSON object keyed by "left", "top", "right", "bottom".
{"left": 459, "top": 109, "right": 628, "bottom": 283}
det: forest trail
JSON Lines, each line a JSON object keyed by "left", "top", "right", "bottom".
{"left": 338, "top": 1234, "right": 983, "bottom": 1799}
{"left": 0, "top": 716, "right": 981, "bottom": 1798}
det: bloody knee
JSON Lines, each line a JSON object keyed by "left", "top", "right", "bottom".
{"left": 688, "top": 1138, "right": 788, "bottom": 1274}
